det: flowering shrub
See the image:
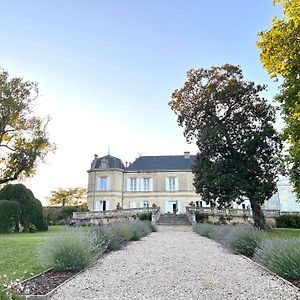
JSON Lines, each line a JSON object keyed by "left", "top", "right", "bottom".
{"left": 254, "top": 238, "right": 300, "bottom": 280}
{"left": 222, "top": 225, "right": 264, "bottom": 257}
{"left": 93, "top": 220, "right": 154, "bottom": 251}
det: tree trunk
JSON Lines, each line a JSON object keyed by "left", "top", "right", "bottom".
{"left": 249, "top": 199, "right": 266, "bottom": 229}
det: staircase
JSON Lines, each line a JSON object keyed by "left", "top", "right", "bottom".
{"left": 157, "top": 214, "right": 192, "bottom": 226}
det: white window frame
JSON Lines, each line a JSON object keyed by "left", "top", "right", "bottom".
{"left": 96, "top": 177, "right": 110, "bottom": 191}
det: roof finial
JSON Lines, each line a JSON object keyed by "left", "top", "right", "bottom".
{"left": 108, "top": 144, "right": 110, "bottom": 156}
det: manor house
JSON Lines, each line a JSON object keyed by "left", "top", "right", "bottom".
{"left": 87, "top": 153, "right": 300, "bottom": 213}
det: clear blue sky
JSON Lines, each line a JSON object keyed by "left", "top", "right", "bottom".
{"left": 0, "top": 1, "right": 283, "bottom": 203}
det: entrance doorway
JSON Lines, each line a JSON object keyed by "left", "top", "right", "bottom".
{"left": 95, "top": 200, "right": 107, "bottom": 211}
{"left": 165, "top": 201, "right": 180, "bottom": 214}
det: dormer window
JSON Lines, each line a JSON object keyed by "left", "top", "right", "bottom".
{"left": 100, "top": 159, "right": 108, "bottom": 169}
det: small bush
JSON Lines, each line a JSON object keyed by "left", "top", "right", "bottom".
{"left": 195, "top": 212, "right": 208, "bottom": 223}
{"left": 138, "top": 212, "right": 152, "bottom": 221}
{"left": 276, "top": 214, "right": 300, "bottom": 229}
{"left": 254, "top": 238, "right": 300, "bottom": 280}
{"left": 213, "top": 225, "right": 234, "bottom": 245}
{"left": 38, "top": 228, "right": 100, "bottom": 272}
{"left": 222, "top": 225, "right": 264, "bottom": 257}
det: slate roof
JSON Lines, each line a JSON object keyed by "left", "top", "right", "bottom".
{"left": 92, "top": 155, "right": 125, "bottom": 170}
{"left": 126, "top": 155, "right": 196, "bottom": 172}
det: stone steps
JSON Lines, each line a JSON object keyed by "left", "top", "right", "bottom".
{"left": 157, "top": 214, "right": 192, "bottom": 226}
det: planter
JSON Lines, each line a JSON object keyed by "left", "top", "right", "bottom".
{"left": 8, "top": 269, "right": 77, "bottom": 299}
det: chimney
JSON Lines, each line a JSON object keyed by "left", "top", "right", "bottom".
{"left": 184, "top": 151, "right": 190, "bottom": 159}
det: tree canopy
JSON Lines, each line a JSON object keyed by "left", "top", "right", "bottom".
{"left": 257, "top": 0, "right": 300, "bottom": 200}
{"left": 0, "top": 68, "right": 54, "bottom": 184}
{"left": 47, "top": 187, "right": 87, "bottom": 207}
{"left": 0, "top": 184, "right": 48, "bottom": 231}
{"left": 169, "top": 64, "right": 283, "bottom": 228}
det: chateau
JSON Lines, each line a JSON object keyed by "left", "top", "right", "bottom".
{"left": 87, "top": 153, "right": 300, "bottom": 214}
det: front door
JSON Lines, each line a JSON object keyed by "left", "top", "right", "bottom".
{"left": 165, "top": 201, "right": 179, "bottom": 214}
{"left": 95, "top": 200, "right": 107, "bottom": 211}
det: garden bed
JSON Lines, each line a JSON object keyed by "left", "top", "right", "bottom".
{"left": 10, "top": 269, "right": 76, "bottom": 299}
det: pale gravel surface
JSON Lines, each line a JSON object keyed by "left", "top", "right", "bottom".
{"left": 51, "top": 229, "right": 300, "bottom": 300}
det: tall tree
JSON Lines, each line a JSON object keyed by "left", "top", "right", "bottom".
{"left": 47, "top": 187, "right": 87, "bottom": 207}
{"left": 257, "top": 0, "right": 300, "bottom": 199}
{"left": 0, "top": 68, "right": 54, "bottom": 184}
{"left": 169, "top": 64, "right": 282, "bottom": 228}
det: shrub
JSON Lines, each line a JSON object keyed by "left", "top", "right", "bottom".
{"left": 38, "top": 228, "right": 100, "bottom": 272}
{"left": 0, "top": 184, "right": 48, "bottom": 232}
{"left": 0, "top": 288, "right": 21, "bottom": 300}
{"left": 254, "top": 238, "right": 300, "bottom": 280}
{"left": 195, "top": 212, "right": 208, "bottom": 223}
{"left": 222, "top": 225, "right": 264, "bottom": 257}
{"left": 213, "top": 225, "right": 234, "bottom": 245}
{"left": 276, "top": 214, "right": 300, "bottom": 229}
{"left": 193, "top": 223, "right": 219, "bottom": 239}
{"left": 93, "top": 220, "right": 153, "bottom": 251}
{"left": 0, "top": 200, "right": 20, "bottom": 233}
{"left": 138, "top": 212, "right": 152, "bottom": 221}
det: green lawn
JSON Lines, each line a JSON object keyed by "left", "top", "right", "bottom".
{"left": 266, "top": 228, "right": 300, "bottom": 238}
{"left": 0, "top": 226, "right": 90, "bottom": 287}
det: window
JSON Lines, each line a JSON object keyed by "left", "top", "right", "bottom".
{"left": 165, "top": 177, "right": 178, "bottom": 191}
{"left": 128, "top": 178, "right": 137, "bottom": 191}
{"left": 144, "top": 178, "right": 150, "bottom": 191}
{"left": 140, "top": 201, "right": 149, "bottom": 208}
{"left": 96, "top": 177, "right": 110, "bottom": 190}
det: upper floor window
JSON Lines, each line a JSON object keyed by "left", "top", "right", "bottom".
{"left": 165, "top": 177, "right": 179, "bottom": 191}
{"left": 96, "top": 177, "right": 110, "bottom": 190}
{"left": 127, "top": 177, "right": 153, "bottom": 192}
{"left": 129, "top": 178, "right": 138, "bottom": 191}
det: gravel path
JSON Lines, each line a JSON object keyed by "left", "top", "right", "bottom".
{"left": 51, "top": 230, "right": 300, "bottom": 300}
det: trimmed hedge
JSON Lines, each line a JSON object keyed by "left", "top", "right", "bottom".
{"left": 276, "top": 214, "right": 300, "bottom": 229}
{"left": 0, "top": 200, "right": 20, "bottom": 233}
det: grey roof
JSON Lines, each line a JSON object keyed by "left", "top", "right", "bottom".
{"left": 92, "top": 155, "right": 125, "bottom": 170}
{"left": 126, "top": 155, "right": 196, "bottom": 172}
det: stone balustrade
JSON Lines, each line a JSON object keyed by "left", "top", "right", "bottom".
{"left": 73, "top": 207, "right": 160, "bottom": 223}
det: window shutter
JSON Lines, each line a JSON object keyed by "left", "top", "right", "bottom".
{"left": 106, "top": 177, "right": 110, "bottom": 190}
{"left": 96, "top": 178, "right": 101, "bottom": 190}
{"left": 165, "top": 178, "right": 169, "bottom": 191}
{"left": 140, "top": 201, "right": 144, "bottom": 208}
{"left": 127, "top": 178, "right": 131, "bottom": 191}
{"left": 175, "top": 177, "right": 179, "bottom": 191}
{"left": 149, "top": 178, "right": 153, "bottom": 191}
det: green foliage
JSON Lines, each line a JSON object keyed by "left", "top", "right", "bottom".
{"left": 138, "top": 212, "right": 152, "bottom": 221}
{"left": 47, "top": 187, "right": 86, "bottom": 207}
{"left": 222, "top": 225, "right": 264, "bottom": 257}
{"left": 254, "top": 238, "right": 300, "bottom": 280}
{"left": 257, "top": 0, "right": 300, "bottom": 200}
{"left": 0, "top": 68, "right": 54, "bottom": 185}
{"left": 195, "top": 212, "right": 208, "bottom": 223}
{"left": 0, "top": 288, "right": 21, "bottom": 300}
{"left": 193, "top": 223, "right": 220, "bottom": 239}
{"left": 169, "top": 64, "right": 282, "bottom": 229}
{"left": 38, "top": 228, "right": 99, "bottom": 272}
{"left": 0, "top": 200, "right": 20, "bottom": 233}
{"left": 0, "top": 184, "right": 48, "bottom": 232}
{"left": 93, "top": 220, "right": 153, "bottom": 252}
{"left": 276, "top": 214, "right": 300, "bottom": 228}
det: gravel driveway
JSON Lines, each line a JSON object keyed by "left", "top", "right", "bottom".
{"left": 51, "top": 230, "right": 300, "bottom": 300}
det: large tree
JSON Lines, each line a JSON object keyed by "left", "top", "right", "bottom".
{"left": 0, "top": 68, "right": 54, "bottom": 184}
{"left": 169, "top": 64, "right": 282, "bottom": 228}
{"left": 257, "top": 0, "right": 300, "bottom": 199}
{"left": 47, "top": 187, "right": 87, "bottom": 207}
